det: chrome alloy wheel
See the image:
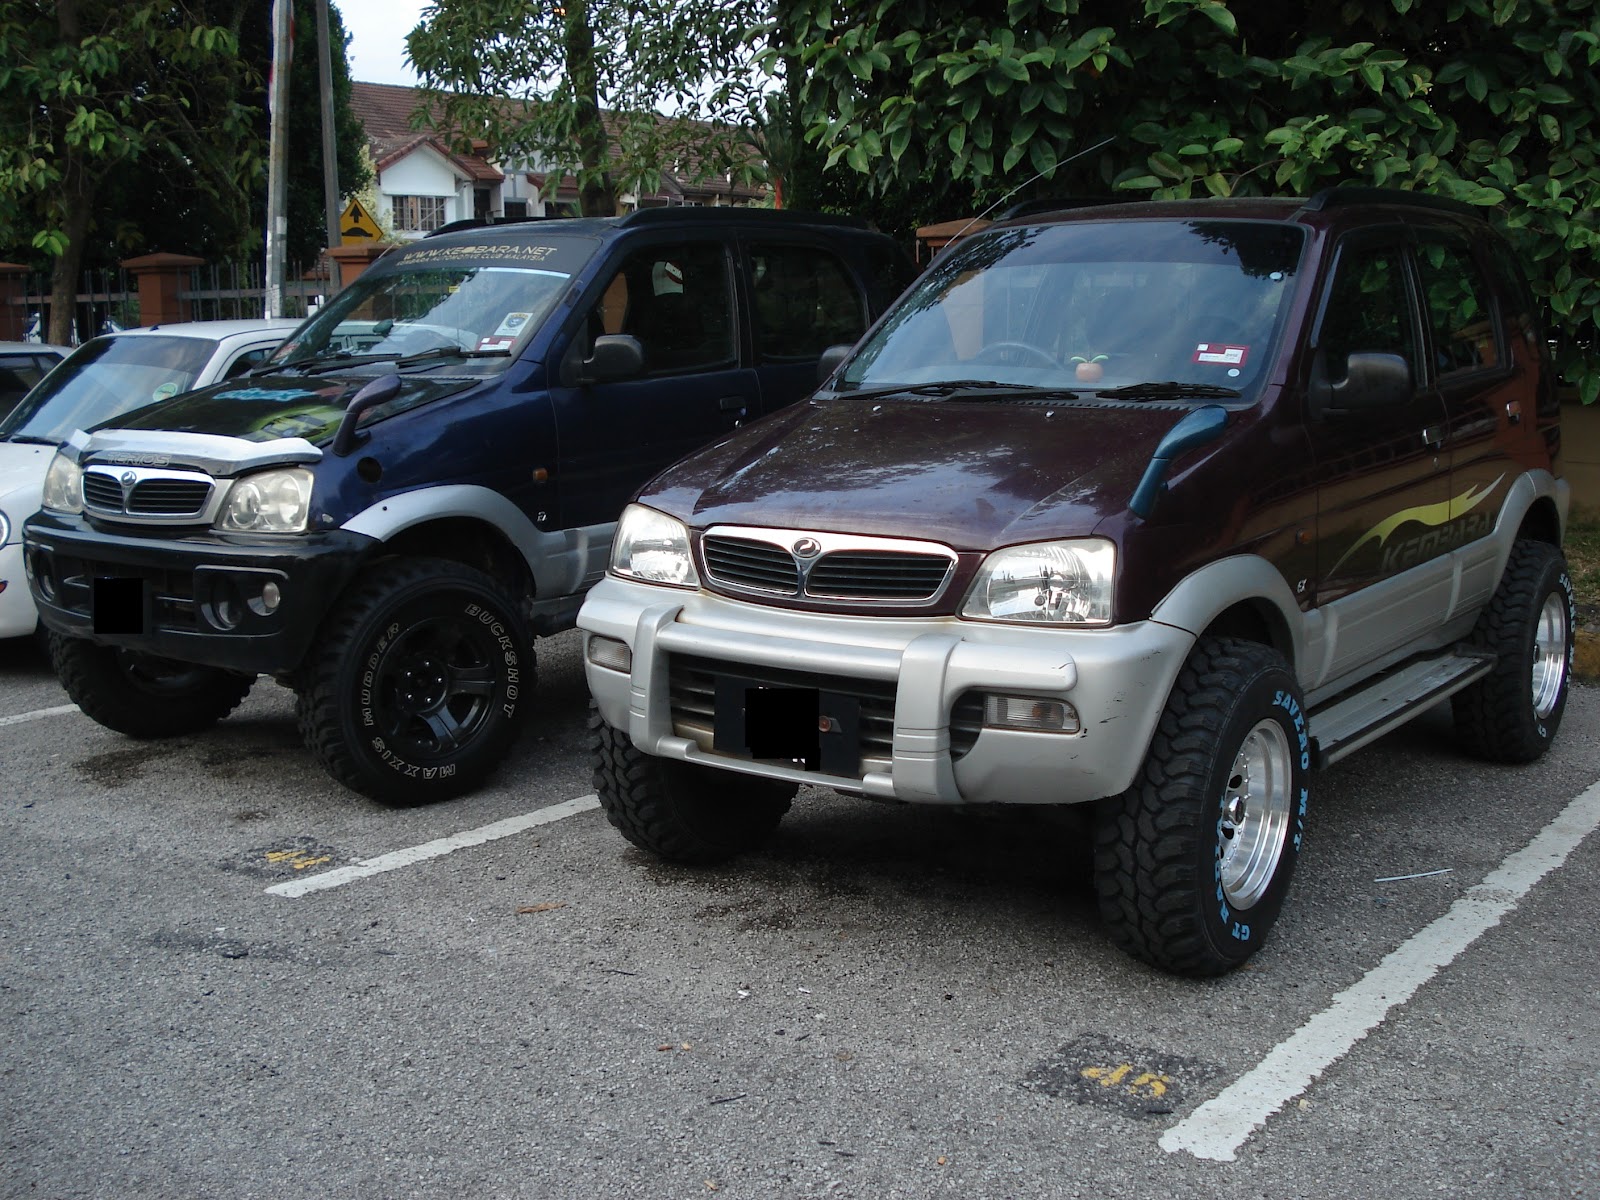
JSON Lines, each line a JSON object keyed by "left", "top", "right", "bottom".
{"left": 1218, "top": 719, "right": 1294, "bottom": 909}
{"left": 1531, "top": 590, "right": 1570, "bottom": 720}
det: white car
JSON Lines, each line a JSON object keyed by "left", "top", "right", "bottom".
{"left": 0, "top": 319, "right": 300, "bottom": 640}
{"left": 0, "top": 340, "right": 69, "bottom": 422}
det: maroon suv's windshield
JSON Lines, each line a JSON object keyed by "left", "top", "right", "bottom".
{"left": 839, "top": 218, "right": 1307, "bottom": 402}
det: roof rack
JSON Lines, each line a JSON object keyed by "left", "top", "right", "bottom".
{"left": 993, "top": 195, "right": 1129, "bottom": 221}
{"left": 425, "top": 215, "right": 557, "bottom": 238}
{"left": 1299, "top": 187, "right": 1483, "bottom": 219}
{"left": 617, "top": 206, "right": 868, "bottom": 230}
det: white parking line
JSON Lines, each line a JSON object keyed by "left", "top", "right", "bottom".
{"left": 1161, "top": 777, "right": 1600, "bottom": 1162}
{"left": 0, "top": 703, "right": 79, "bottom": 728}
{"left": 266, "top": 794, "right": 602, "bottom": 898}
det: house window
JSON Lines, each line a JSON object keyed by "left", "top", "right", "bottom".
{"left": 503, "top": 199, "right": 528, "bottom": 219}
{"left": 392, "top": 195, "right": 447, "bottom": 232}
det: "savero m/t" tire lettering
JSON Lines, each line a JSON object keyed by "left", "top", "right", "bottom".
{"left": 1093, "top": 636, "right": 1309, "bottom": 977}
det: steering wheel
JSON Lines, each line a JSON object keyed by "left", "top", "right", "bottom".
{"left": 971, "top": 341, "right": 1060, "bottom": 369}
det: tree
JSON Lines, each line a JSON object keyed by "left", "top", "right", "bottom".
{"left": 241, "top": 0, "right": 372, "bottom": 265}
{"left": 406, "top": 0, "right": 765, "bottom": 216}
{"left": 768, "top": 0, "right": 1600, "bottom": 399}
{"left": 0, "top": 1, "right": 262, "bottom": 343}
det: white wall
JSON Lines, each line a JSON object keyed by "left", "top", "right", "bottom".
{"left": 377, "top": 146, "right": 468, "bottom": 239}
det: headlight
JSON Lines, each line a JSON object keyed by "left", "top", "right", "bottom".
{"left": 216, "top": 468, "right": 313, "bottom": 533}
{"left": 610, "top": 503, "right": 699, "bottom": 587}
{"left": 0, "top": 509, "right": 10, "bottom": 545}
{"left": 962, "top": 538, "right": 1115, "bottom": 625}
{"left": 40, "top": 452, "right": 84, "bottom": 514}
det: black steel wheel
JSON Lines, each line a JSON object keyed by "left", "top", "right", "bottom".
{"left": 591, "top": 707, "right": 795, "bottom": 865}
{"left": 297, "top": 558, "right": 532, "bottom": 804}
{"left": 1094, "top": 636, "right": 1309, "bottom": 976}
{"left": 50, "top": 633, "right": 254, "bottom": 738}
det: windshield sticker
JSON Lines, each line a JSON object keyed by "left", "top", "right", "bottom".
{"left": 151, "top": 381, "right": 181, "bottom": 402}
{"left": 476, "top": 336, "right": 516, "bottom": 352}
{"left": 1193, "top": 343, "right": 1250, "bottom": 366}
{"left": 493, "top": 312, "right": 533, "bottom": 338}
{"left": 396, "top": 243, "right": 578, "bottom": 270}
{"left": 212, "top": 386, "right": 322, "bottom": 403}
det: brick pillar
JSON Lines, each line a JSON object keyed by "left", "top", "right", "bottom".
{"left": 121, "top": 252, "right": 206, "bottom": 326}
{"left": 326, "top": 243, "right": 396, "bottom": 288}
{"left": 0, "top": 262, "right": 31, "bottom": 341}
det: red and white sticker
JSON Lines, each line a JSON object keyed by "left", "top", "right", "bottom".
{"left": 475, "top": 336, "right": 516, "bottom": 352}
{"left": 1192, "top": 342, "right": 1250, "bottom": 366}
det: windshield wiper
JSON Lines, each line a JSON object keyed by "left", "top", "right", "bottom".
{"left": 1095, "top": 381, "right": 1243, "bottom": 401}
{"left": 842, "top": 380, "right": 1085, "bottom": 402}
{"left": 270, "top": 345, "right": 511, "bottom": 377}
{"left": 3, "top": 434, "right": 60, "bottom": 445}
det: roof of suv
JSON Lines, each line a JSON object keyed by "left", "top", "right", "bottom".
{"left": 421, "top": 207, "right": 878, "bottom": 246}
{"left": 990, "top": 187, "right": 1487, "bottom": 233}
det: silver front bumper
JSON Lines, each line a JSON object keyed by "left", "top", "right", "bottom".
{"left": 578, "top": 576, "right": 1195, "bottom": 806}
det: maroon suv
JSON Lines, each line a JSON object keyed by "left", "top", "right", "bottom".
{"left": 578, "top": 189, "right": 1569, "bottom": 976}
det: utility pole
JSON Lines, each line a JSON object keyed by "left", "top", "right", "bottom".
{"left": 316, "top": 0, "right": 343, "bottom": 294}
{"left": 265, "top": 0, "right": 293, "bottom": 318}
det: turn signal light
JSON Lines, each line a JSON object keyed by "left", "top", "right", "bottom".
{"left": 982, "top": 694, "right": 1081, "bottom": 734}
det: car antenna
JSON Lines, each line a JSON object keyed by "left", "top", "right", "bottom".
{"left": 931, "top": 134, "right": 1117, "bottom": 263}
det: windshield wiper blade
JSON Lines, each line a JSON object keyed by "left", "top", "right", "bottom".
{"left": 843, "top": 380, "right": 1084, "bottom": 402}
{"left": 1095, "top": 381, "right": 1243, "bottom": 401}
{"left": 392, "top": 345, "right": 511, "bottom": 367}
{"left": 4, "top": 434, "right": 59, "bottom": 445}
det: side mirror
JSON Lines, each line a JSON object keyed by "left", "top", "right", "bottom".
{"left": 817, "top": 343, "right": 852, "bottom": 386}
{"left": 583, "top": 334, "right": 644, "bottom": 384}
{"left": 1312, "top": 351, "right": 1412, "bottom": 417}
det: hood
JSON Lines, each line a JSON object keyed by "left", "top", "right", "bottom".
{"left": 97, "top": 371, "right": 479, "bottom": 447}
{"left": 0, "top": 441, "right": 54, "bottom": 528}
{"left": 645, "top": 396, "right": 1204, "bottom": 548}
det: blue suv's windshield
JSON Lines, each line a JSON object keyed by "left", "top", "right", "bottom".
{"left": 838, "top": 219, "right": 1307, "bottom": 403}
{"left": 274, "top": 235, "right": 601, "bottom": 373}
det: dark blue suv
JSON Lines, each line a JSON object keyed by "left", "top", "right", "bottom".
{"left": 25, "top": 209, "right": 912, "bottom": 803}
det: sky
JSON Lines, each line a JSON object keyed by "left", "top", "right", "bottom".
{"left": 336, "top": 0, "right": 429, "bottom": 87}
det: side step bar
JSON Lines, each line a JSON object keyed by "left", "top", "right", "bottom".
{"left": 1309, "top": 648, "right": 1498, "bottom": 769}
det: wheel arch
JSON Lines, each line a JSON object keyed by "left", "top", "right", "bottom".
{"left": 1149, "top": 555, "right": 1306, "bottom": 678}
{"left": 340, "top": 484, "right": 611, "bottom": 601}
{"left": 375, "top": 517, "right": 536, "bottom": 605}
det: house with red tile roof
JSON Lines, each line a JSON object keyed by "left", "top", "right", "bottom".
{"left": 349, "top": 81, "right": 767, "bottom": 237}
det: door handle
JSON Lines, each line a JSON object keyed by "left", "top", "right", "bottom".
{"left": 1421, "top": 425, "right": 1444, "bottom": 449}
{"left": 718, "top": 395, "right": 747, "bottom": 412}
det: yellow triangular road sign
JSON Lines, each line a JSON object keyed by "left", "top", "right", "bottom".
{"left": 340, "top": 197, "right": 382, "bottom": 241}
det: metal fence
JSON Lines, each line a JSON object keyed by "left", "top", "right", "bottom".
{"left": 18, "top": 260, "right": 327, "bottom": 343}
{"left": 185, "top": 259, "right": 329, "bottom": 323}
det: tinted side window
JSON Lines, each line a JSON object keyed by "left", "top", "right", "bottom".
{"left": 223, "top": 347, "right": 274, "bottom": 379}
{"left": 749, "top": 243, "right": 867, "bottom": 360}
{"left": 587, "top": 240, "right": 735, "bottom": 375}
{"left": 1320, "top": 242, "right": 1418, "bottom": 377}
{"left": 1416, "top": 237, "right": 1499, "bottom": 377}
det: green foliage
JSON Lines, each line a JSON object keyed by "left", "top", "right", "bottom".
{"left": 0, "top": 1, "right": 263, "bottom": 263}
{"left": 407, "top": 0, "right": 766, "bottom": 213}
{"left": 767, "top": 0, "right": 1600, "bottom": 399}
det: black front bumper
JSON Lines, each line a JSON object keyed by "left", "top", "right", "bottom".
{"left": 24, "top": 512, "right": 379, "bottom": 675}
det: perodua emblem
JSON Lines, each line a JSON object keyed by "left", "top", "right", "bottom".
{"left": 792, "top": 537, "right": 821, "bottom": 559}
{"left": 120, "top": 470, "right": 138, "bottom": 485}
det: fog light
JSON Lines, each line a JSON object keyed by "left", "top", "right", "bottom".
{"left": 586, "top": 634, "right": 633, "bottom": 673}
{"left": 257, "top": 580, "right": 281, "bottom": 614}
{"left": 982, "top": 694, "right": 1081, "bottom": 734}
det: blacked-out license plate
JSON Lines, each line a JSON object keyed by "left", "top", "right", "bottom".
{"left": 91, "top": 576, "right": 148, "bottom": 635}
{"left": 712, "top": 676, "right": 861, "bottom": 776}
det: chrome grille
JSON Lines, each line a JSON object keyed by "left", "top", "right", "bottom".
{"left": 700, "top": 526, "right": 957, "bottom": 605}
{"left": 702, "top": 536, "right": 799, "bottom": 593}
{"left": 807, "top": 551, "right": 952, "bottom": 599}
{"left": 82, "top": 465, "right": 216, "bottom": 523}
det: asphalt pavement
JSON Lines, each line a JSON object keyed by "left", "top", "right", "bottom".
{"left": 2, "top": 629, "right": 1596, "bottom": 1199}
